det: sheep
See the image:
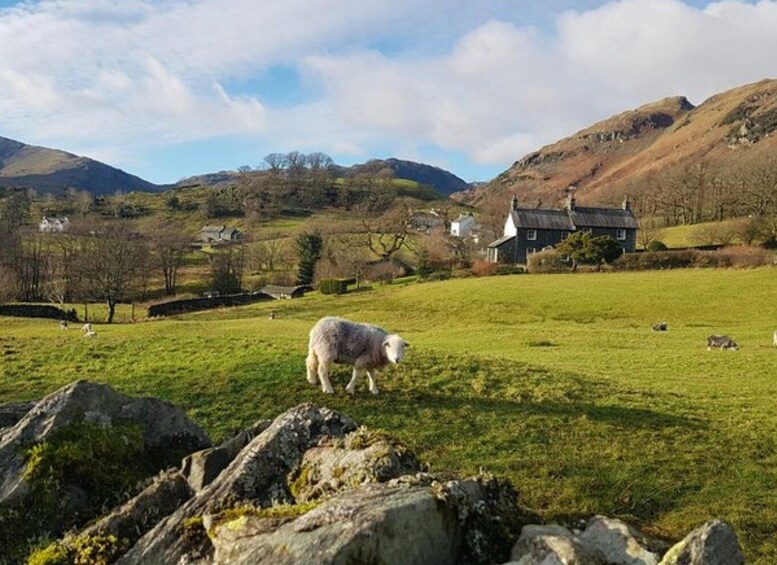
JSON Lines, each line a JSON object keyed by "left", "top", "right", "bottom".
{"left": 81, "top": 323, "right": 92, "bottom": 333}
{"left": 773, "top": 330, "right": 777, "bottom": 347}
{"left": 85, "top": 330, "right": 97, "bottom": 339}
{"left": 59, "top": 320, "right": 69, "bottom": 330}
{"left": 707, "top": 335, "right": 738, "bottom": 351}
{"left": 652, "top": 322, "right": 668, "bottom": 332}
{"left": 306, "top": 316, "right": 408, "bottom": 395}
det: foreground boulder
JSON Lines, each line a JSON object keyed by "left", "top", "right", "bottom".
{"left": 580, "top": 516, "right": 661, "bottom": 565}
{"left": 208, "top": 476, "right": 520, "bottom": 565}
{"left": 659, "top": 520, "right": 744, "bottom": 565}
{"left": 0, "top": 380, "right": 210, "bottom": 506}
{"left": 119, "top": 404, "right": 523, "bottom": 564}
{"left": 509, "top": 524, "right": 608, "bottom": 564}
{"left": 0, "top": 401, "right": 36, "bottom": 429}
{"left": 0, "top": 381, "right": 210, "bottom": 563}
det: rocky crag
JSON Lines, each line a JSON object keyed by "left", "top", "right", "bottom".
{"left": 0, "top": 382, "right": 746, "bottom": 564}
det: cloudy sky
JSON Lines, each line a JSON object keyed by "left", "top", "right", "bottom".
{"left": 1, "top": 0, "right": 776, "bottom": 184}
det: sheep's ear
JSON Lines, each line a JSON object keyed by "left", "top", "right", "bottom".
{"left": 382, "top": 340, "right": 390, "bottom": 348}
{"left": 402, "top": 340, "right": 410, "bottom": 348}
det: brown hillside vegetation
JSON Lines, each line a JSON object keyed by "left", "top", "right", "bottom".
{"left": 464, "top": 79, "right": 777, "bottom": 211}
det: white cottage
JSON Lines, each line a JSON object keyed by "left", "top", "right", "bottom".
{"left": 450, "top": 213, "right": 478, "bottom": 238}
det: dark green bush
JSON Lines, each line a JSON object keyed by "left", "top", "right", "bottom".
{"left": 645, "top": 240, "right": 668, "bottom": 252}
{"left": 319, "top": 279, "right": 348, "bottom": 295}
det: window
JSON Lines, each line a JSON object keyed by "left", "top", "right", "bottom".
{"left": 526, "top": 229, "right": 537, "bottom": 241}
{"left": 616, "top": 229, "right": 627, "bottom": 241}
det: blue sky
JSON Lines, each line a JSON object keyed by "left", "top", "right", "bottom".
{"left": 0, "top": 0, "right": 775, "bottom": 185}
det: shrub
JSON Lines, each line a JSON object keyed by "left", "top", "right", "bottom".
{"left": 319, "top": 279, "right": 348, "bottom": 295}
{"left": 527, "top": 249, "right": 570, "bottom": 274}
{"left": 367, "top": 261, "right": 402, "bottom": 284}
{"left": 614, "top": 247, "right": 773, "bottom": 271}
{"left": 471, "top": 260, "right": 499, "bottom": 277}
{"left": 645, "top": 240, "right": 668, "bottom": 252}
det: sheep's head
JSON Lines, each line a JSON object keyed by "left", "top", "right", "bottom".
{"left": 383, "top": 335, "right": 408, "bottom": 364}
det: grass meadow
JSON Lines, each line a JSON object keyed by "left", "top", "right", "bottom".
{"left": 2, "top": 268, "right": 777, "bottom": 561}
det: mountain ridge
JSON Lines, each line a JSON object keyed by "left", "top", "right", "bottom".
{"left": 459, "top": 78, "right": 777, "bottom": 209}
{"left": 0, "top": 135, "right": 159, "bottom": 195}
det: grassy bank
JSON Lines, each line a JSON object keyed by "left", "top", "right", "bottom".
{"left": 2, "top": 268, "right": 776, "bottom": 561}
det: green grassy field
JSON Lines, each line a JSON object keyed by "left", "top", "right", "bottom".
{"left": 2, "top": 268, "right": 777, "bottom": 561}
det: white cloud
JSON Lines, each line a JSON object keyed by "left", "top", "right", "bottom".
{"left": 1, "top": 0, "right": 777, "bottom": 179}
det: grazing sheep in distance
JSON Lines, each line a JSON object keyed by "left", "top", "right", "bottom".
{"left": 707, "top": 335, "right": 738, "bottom": 351}
{"left": 85, "top": 330, "right": 97, "bottom": 339}
{"left": 652, "top": 322, "right": 668, "bottom": 332}
{"left": 773, "top": 330, "right": 777, "bottom": 347}
{"left": 59, "top": 320, "right": 68, "bottom": 330}
{"left": 81, "top": 323, "right": 92, "bottom": 333}
{"left": 306, "top": 316, "right": 408, "bottom": 395}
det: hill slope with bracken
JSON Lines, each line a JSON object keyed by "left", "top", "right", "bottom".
{"left": 461, "top": 79, "right": 777, "bottom": 208}
{"left": 0, "top": 135, "right": 159, "bottom": 194}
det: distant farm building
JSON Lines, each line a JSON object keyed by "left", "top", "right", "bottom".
{"left": 39, "top": 216, "right": 70, "bottom": 233}
{"left": 487, "top": 192, "right": 638, "bottom": 264}
{"left": 407, "top": 210, "right": 445, "bottom": 233}
{"left": 200, "top": 225, "right": 242, "bottom": 243}
{"left": 450, "top": 213, "right": 478, "bottom": 239}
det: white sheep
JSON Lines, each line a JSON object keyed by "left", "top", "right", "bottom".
{"left": 773, "top": 330, "right": 777, "bottom": 347}
{"left": 81, "top": 323, "right": 92, "bottom": 333}
{"left": 306, "top": 316, "right": 408, "bottom": 395}
{"left": 85, "top": 330, "right": 97, "bottom": 339}
{"left": 59, "top": 320, "right": 69, "bottom": 330}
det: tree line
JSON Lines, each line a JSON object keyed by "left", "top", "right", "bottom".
{"left": 625, "top": 152, "right": 777, "bottom": 243}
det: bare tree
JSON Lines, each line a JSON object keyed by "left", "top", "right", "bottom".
{"left": 361, "top": 200, "right": 415, "bottom": 261}
{"left": 77, "top": 222, "right": 148, "bottom": 323}
{"left": 147, "top": 219, "right": 191, "bottom": 296}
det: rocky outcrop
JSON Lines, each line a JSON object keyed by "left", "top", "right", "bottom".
{"left": 181, "top": 419, "right": 272, "bottom": 492}
{"left": 659, "top": 520, "right": 744, "bottom": 565}
{"left": 0, "top": 380, "right": 210, "bottom": 506}
{"left": 509, "top": 524, "right": 608, "bottom": 565}
{"left": 119, "top": 403, "right": 359, "bottom": 563}
{"left": 0, "top": 400, "right": 35, "bottom": 429}
{"left": 1, "top": 381, "right": 749, "bottom": 565}
{"left": 580, "top": 516, "right": 661, "bottom": 565}
{"left": 208, "top": 476, "right": 519, "bottom": 565}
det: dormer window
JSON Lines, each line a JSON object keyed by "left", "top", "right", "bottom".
{"left": 527, "top": 229, "right": 537, "bottom": 241}
{"left": 616, "top": 229, "right": 627, "bottom": 241}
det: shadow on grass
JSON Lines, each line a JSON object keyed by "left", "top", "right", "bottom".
{"left": 376, "top": 390, "right": 701, "bottom": 431}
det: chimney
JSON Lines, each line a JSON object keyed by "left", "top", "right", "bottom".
{"left": 511, "top": 194, "right": 519, "bottom": 211}
{"left": 622, "top": 195, "right": 631, "bottom": 211}
{"left": 565, "top": 186, "right": 577, "bottom": 210}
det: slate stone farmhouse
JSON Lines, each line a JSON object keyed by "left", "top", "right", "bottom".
{"left": 486, "top": 192, "right": 638, "bottom": 264}
{"left": 200, "top": 225, "right": 241, "bottom": 243}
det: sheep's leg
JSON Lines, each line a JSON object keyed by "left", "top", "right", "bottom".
{"left": 318, "top": 361, "right": 335, "bottom": 394}
{"left": 346, "top": 368, "right": 362, "bottom": 395}
{"left": 366, "top": 370, "right": 379, "bottom": 395}
{"left": 306, "top": 350, "right": 319, "bottom": 385}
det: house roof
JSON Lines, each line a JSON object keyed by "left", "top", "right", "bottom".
{"left": 510, "top": 209, "right": 575, "bottom": 231}
{"left": 487, "top": 234, "right": 515, "bottom": 248}
{"left": 222, "top": 227, "right": 239, "bottom": 236}
{"left": 201, "top": 225, "right": 225, "bottom": 233}
{"left": 453, "top": 214, "right": 475, "bottom": 224}
{"left": 569, "top": 207, "right": 639, "bottom": 229}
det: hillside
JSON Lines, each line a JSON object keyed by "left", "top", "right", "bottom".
{"left": 179, "top": 157, "right": 467, "bottom": 196}
{"left": 0, "top": 135, "right": 159, "bottom": 195}
{"left": 462, "top": 79, "right": 777, "bottom": 208}
{"left": 343, "top": 158, "right": 469, "bottom": 195}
